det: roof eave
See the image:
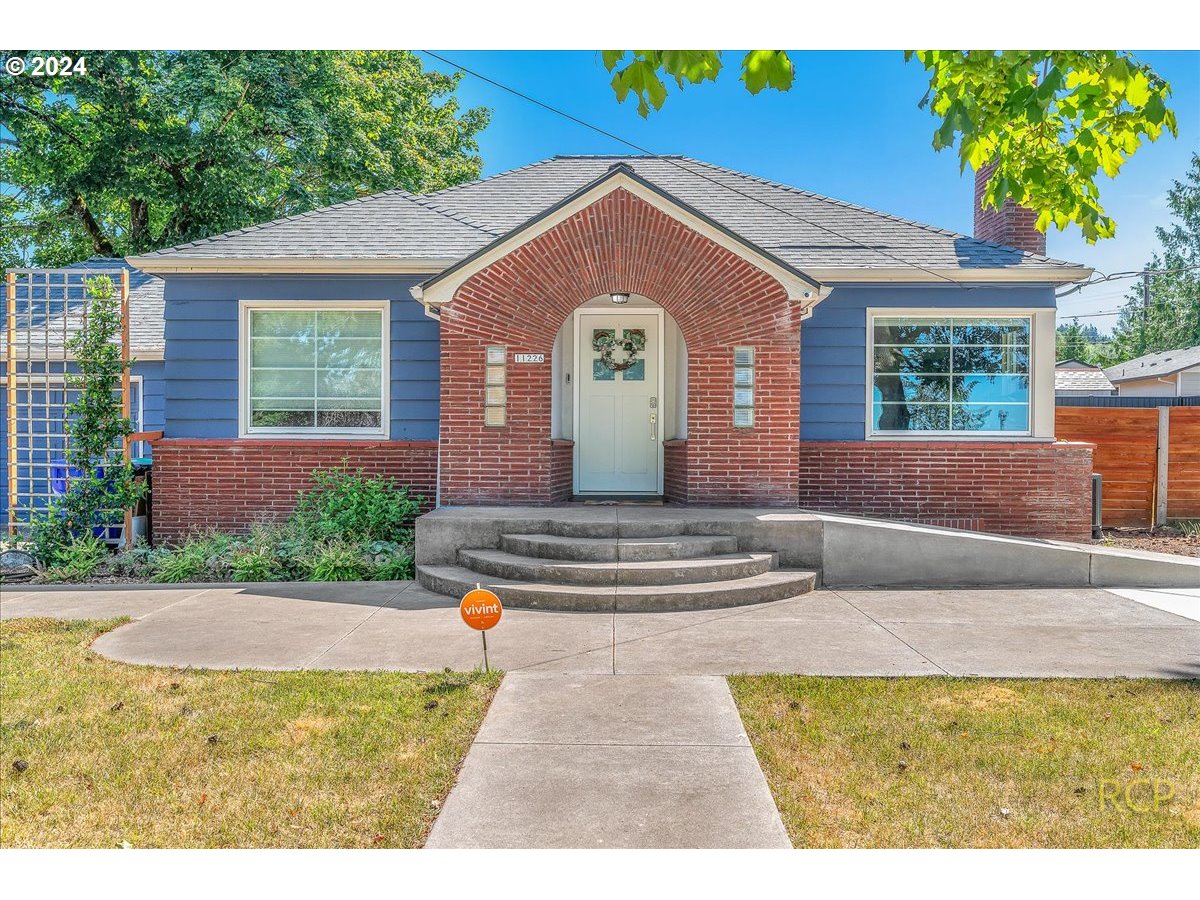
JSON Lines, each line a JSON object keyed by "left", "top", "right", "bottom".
{"left": 127, "top": 256, "right": 457, "bottom": 276}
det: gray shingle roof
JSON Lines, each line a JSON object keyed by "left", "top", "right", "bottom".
{"left": 1054, "top": 367, "right": 1116, "bottom": 392}
{"left": 138, "top": 190, "right": 489, "bottom": 260}
{"left": 1, "top": 258, "right": 164, "bottom": 356}
{"left": 1104, "top": 345, "right": 1200, "bottom": 383}
{"left": 134, "top": 155, "right": 1083, "bottom": 273}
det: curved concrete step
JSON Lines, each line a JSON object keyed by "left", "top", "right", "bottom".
{"left": 499, "top": 533, "right": 739, "bottom": 562}
{"left": 460, "top": 548, "right": 775, "bottom": 586}
{"left": 417, "top": 564, "right": 817, "bottom": 612}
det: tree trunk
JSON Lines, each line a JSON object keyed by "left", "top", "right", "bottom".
{"left": 129, "top": 198, "right": 150, "bottom": 252}
{"left": 68, "top": 195, "right": 116, "bottom": 257}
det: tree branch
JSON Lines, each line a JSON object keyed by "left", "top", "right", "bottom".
{"left": 67, "top": 195, "right": 116, "bottom": 256}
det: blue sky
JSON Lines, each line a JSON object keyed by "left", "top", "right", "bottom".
{"left": 422, "top": 50, "right": 1200, "bottom": 333}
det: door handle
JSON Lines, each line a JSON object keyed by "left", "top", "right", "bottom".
{"left": 649, "top": 412, "right": 657, "bottom": 441}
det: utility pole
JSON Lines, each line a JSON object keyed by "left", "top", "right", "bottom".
{"left": 1142, "top": 270, "right": 1151, "bottom": 322}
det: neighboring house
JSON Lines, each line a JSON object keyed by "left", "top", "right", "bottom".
{"left": 1, "top": 258, "right": 165, "bottom": 530}
{"left": 117, "top": 155, "right": 1095, "bottom": 542}
{"left": 1055, "top": 358, "right": 1117, "bottom": 397}
{"left": 1105, "top": 346, "right": 1200, "bottom": 397}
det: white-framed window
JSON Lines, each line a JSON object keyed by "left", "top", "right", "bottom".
{"left": 869, "top": 313, "right": 1033, "bottom": 436}
{"left": 240, "top": 301, "right": 389, "bottom": 437}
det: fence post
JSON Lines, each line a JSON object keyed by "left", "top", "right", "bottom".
{"left": 1155, "top": 405, "right": 1169, "bottom": 527}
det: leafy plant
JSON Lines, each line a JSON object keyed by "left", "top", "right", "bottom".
{"left": 151, "top": 532, "right": 233, "bottom": 583}
{"left": 371, "top": 551, "right": 414, "bottom": 582}
{"left": 28, "top": 275, "right": 146, "bottom": 566}
{"left": 291, "top": 464, "right": 424, "bottom": 543}
{"left": 599, "top": 50, "right": 1177, "bottom": 242}
{"left": 230, "top": 548, "right": 283, "bottom": 583}
{"left": 41, "top": 535, "right": 109, "bottom": 582}
{"left": 305, "top": 541, "right": 368, "bottom": 582}
{"left": 1175, "top": 520, "right": 1200, "bottom": 538}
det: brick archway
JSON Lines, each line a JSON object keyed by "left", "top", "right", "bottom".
{"left": 438, "top": 187, "right": 802, "bottom": 505}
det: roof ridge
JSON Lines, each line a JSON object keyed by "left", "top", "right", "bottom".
{"left": 675, "top": 157, "right": 1073, "bottom": 268}
{"left": 141, "top": 187, "right": 454, "bottom": 256}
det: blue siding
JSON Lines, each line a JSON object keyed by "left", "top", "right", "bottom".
{"left": 800, "top": 283, "right": 1057, "bottom": 440}
{"left": 162, "top": 275, "right": 440, "bottom": 440}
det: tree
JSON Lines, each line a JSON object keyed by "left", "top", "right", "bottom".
{"left": 1, "top": 51, "right": 490, "bottom": 267}
{"left": 1056, "top": 319, "right": 1105, "bottom": 363}
{"left": 600, "top": 50, "right": 1177, "bottom": 243}
{"left": 1101, "top": 153, "right": 1200, "bottom": 363}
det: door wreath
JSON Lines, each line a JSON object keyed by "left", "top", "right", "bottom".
{"left": 592, "top": 328, "right": 646, "bottom": 372}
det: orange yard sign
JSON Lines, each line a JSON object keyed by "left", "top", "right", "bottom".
{"left": 460, "top": 587, "right": 502, "bottom": 631}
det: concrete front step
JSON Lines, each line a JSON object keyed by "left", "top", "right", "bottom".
{"left": 498, "top": 533, "right": 740, "bottom": 563}
{"left": 460, "top": 548, "right": 777, "bottom": 586}
{"left": 417, "top": 564, "right": 817, "bottom": 612}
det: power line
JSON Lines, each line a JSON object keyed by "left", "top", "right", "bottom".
{"left": 1055, "top": 265, "right": 1200, "bottom": 298}
{"left": 419, "top": 50, "right": 962, "bottom": 285}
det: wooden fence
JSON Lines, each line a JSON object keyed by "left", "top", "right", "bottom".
{"left": 1056, "top": 406, "right": 1200, "bottom": 528}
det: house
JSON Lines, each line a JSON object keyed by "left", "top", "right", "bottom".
{"left": 1, "top": 258, "right": 165, "bottom": 531}
{"left": 1104, "top": 345, "right": 1200, "bottom": 397}
{"left": 1055, "top": 359, "right": 1117, "bottom": 397}
{"left": 113, "top": 155, "right": 1097, "bottom": 543}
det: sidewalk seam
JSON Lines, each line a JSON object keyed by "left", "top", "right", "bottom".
{"left": 303, "top": 583, "right": 416, "bottom": 667}
{"left": 832, "top": 589, "right": 951, "bottom": 675}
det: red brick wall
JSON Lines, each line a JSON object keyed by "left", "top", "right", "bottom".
{"left": 151, "top": 439, "right": 438, "bottom": 545}
{"left": 663, "top": 439, "right": 689, "bottom": 503}
{"left": 796, "top": 440, "right": 1094, "bottom": 541}
{"left": 550, "top": 439, "right": 574, "bottom": 502}
{"left": 438, "top": 187, "right": 801, "bottom": 505}
{"left": 974, "top": 163, "right": 1046, "bottom": 256}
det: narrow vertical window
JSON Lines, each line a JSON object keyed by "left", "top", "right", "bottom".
{"left": 485, "top": 346, "right": 507, "bottom": 426}
{"left": 733, "top": 346, "right": 755, "bottom": 428}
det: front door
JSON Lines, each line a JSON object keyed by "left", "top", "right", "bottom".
{"left": 575, "top": 312, "right": 661, "bottom": 494}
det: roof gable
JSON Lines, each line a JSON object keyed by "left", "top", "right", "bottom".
{"left": 412, "top": 163, "right": 823, "bottom": 312}
{"left": 1105, "top": 345, "right": 1200, "bottom": 382}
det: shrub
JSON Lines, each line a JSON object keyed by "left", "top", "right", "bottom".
{"left": 230, "top": 547, "right": 283, "bottom": 582}
{"left": 151, "top": 532, "right": 234, "bottom": 583}
{"left": 42, "top": 535, "right": 109, "bottom": 582}
{"left": 370, "top": 551, "right": 414, "bottom": 581}
{"left": 291, "top": 465, "right": 423, "bottom": 543}
{"left": 305, "top": 541, "right": 368, "bottom": 582}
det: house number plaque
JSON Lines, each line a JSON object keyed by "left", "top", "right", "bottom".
{"left": 514, "top": 353, "right": 545, "bottom": 363}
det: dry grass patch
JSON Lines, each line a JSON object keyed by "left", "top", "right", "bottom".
{"left": 0, "top": 618, "right": 500, "bottom": 848}
{"left": 730, "top": 675, "right": 1200, "bottom": 848}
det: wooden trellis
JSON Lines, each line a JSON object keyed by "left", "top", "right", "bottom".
{"left": 3, "top": 267, "right": 133, "bottom": 539}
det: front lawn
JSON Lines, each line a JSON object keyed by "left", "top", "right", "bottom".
{"left": 0, "top": 619, "right": 499, "bottom": 848}
{"left": 731, "top": 676, "right": 1200, "bottom": 848}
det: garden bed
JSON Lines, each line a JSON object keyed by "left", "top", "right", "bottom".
{"left": 1093, "top": 523, "right": 1200, "bottom": 558}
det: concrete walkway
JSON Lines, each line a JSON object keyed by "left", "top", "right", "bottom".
{"left": 425, "top": 673, "right": 790, "bottom": 848}
{"left": 2, "top": 581, "right": 1197, "bottom": 677}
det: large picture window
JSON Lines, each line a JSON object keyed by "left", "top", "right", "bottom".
{"left": 244, "top": 305, "right": 386, "bottom": 434}
{"left": 871, "top": 315, "right": 1031, "bottom": 434}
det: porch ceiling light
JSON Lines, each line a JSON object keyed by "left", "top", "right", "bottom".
{"left": 610, "top": 292, "right": 630, "bottom": 305}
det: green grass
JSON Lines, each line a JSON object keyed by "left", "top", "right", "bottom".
{"left": 0, "top": 618, "right": 499, "bottom": 848}
{"left": 730, "top": 676, "right": 1200, "bottom": 848}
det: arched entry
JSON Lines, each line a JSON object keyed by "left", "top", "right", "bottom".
{"left": 431, "top": 183, "right": 806, "bottom": 507}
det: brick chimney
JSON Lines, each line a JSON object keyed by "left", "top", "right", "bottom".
{"left": 973, "top": 162, "right": 1046, "bottom": 256}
